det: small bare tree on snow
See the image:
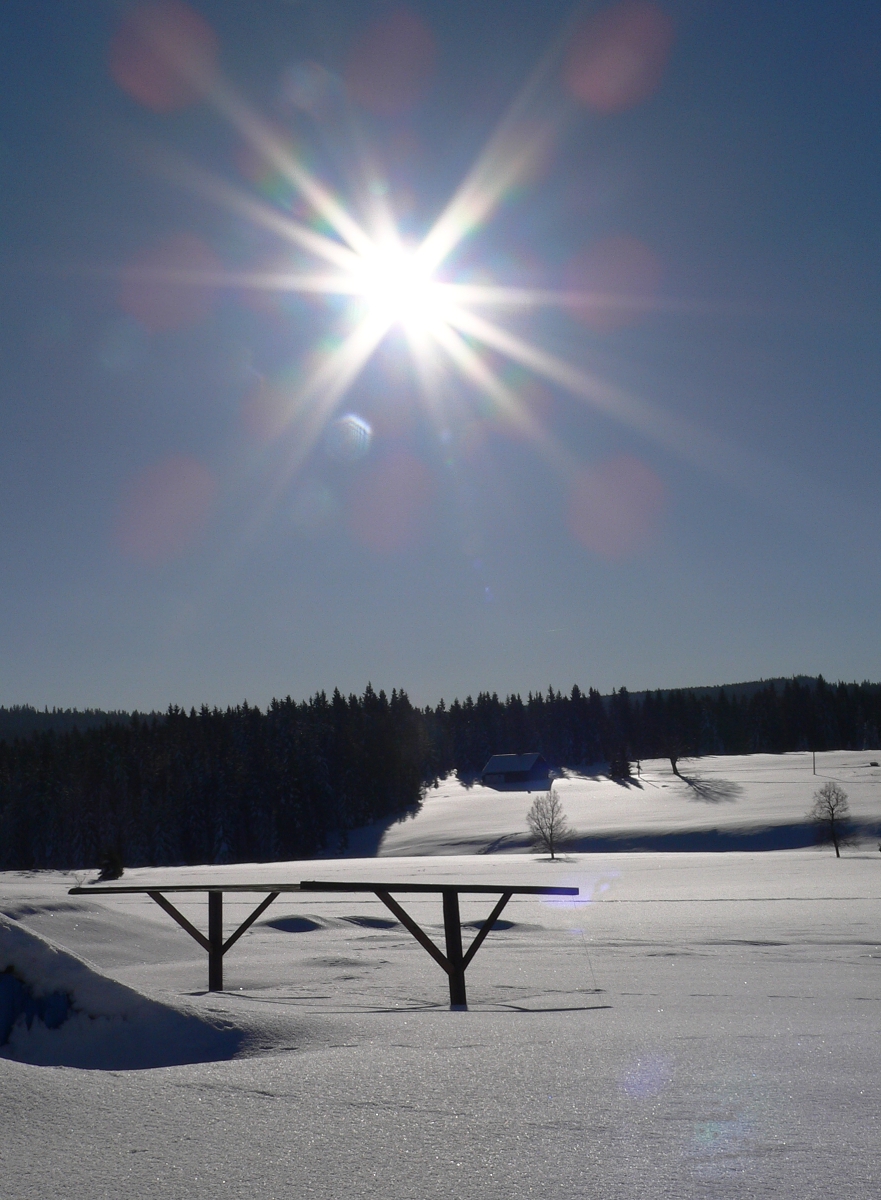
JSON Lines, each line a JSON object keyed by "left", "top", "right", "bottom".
{"left": 526, "top": 789, "right": 573, "bottom": 860}
{"left": 808, "top": 781, "right": 852, "bottom": 858}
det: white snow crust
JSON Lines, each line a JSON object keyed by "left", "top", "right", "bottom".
{"left": 1, "top": 750, "right": 879, "bottom": 1198}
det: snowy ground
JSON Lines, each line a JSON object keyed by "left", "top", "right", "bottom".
{"left": 2, "top": 752, "right": 880, "bottom": 1198}
{"left": 352, "top": 750, "right": 881, "bottom": 855}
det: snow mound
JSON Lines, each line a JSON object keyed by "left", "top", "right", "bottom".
{"left": 0, "top": 915, "right": 241, "bottom": 1069}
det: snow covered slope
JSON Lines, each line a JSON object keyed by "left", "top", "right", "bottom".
{"left": 354, "top": 750, "right": 881, "bottom": 855}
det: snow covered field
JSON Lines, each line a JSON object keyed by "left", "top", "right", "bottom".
{"left": 2, "top": 752, "right": 880, "bottom": 1198}
{"left": 357, "top": 750, "right": 881, "bottom": 855}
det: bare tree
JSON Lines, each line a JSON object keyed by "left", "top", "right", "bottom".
{"left": 667, "top": 741, "right": 691, "bottom": 777}
{"left": 526, "top": 789, "right": 573, "bottom": 860}
{"left": 808, "top": 781, "right": 852, "bottom": 858}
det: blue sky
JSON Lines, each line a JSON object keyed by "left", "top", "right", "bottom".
{"left": 1, "top": 0, "right": 880, "bottom": 710}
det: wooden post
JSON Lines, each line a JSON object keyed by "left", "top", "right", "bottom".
{"left": 442, "top": 889, "right": 467, "bottom": 1009}
{"left": 208, "top": 891, "right": 223, "bottom": 991}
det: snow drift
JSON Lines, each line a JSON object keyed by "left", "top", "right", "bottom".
{"left": 0, "top": 915, "right": 241, "bottom": 1069}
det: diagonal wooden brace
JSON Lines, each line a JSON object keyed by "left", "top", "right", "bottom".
{"left": 148, "top": 890, "right": 211, "bottom": 952}
{"left": 223, "top": 892, "right": 280, "bottom": 954}
{"left": 462, "top": 891, "right": 512, "bottom": 970}
{"left": 374, "top": 890, "right": 451, "bottom": 973}
{"left": 148, "top": 889, "right": 281, "bottom": 990}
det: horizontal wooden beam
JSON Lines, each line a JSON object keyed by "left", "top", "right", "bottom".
{"left": 300, "top": 882, "right": 578, "bottom": 895}
{"left": 69, "top": 883, "right": 303, "bottom": 895}
{"left": 71, "top": 881, "right": 579, "bottom": 896}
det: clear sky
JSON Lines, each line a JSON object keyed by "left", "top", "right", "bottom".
{"left": 1, "top": 0, "right": 880, "bottom": 711}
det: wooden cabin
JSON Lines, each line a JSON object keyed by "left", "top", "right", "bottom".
{"left": 480, "top": 752, "right": 550, "bottom": 791}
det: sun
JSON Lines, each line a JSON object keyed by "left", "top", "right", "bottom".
{"left": 351, "top": 242, "right": 447, "bottom": 334}
{"left": 147, "top": 48, "right": 693, "bottom": 485}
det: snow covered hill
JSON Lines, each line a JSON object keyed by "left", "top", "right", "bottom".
{"left": 350, "top": 749, "right": 881, "bottom": 855}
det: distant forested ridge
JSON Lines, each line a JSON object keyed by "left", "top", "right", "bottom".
{"left": 0, "top": 706, "right": 143, "bottom": 741}
{"left": 0, "top": 676, "right": 879, "bottom": 870}
{"left": 435, "top": 676, "right": 881, "bottom": 778}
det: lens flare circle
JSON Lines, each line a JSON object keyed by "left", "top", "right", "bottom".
{"left": 326, "top": 412, "right": 373, "bottom": 461}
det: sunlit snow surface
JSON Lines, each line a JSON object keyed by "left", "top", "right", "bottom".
{"left": 1, "top": 751, "right": 879, "bottom": 1198}
{"left": 358, "top": 751, "right": 881, "bottom": 855}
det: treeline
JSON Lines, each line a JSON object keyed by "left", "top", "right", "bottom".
{"left": 1, "top": 676, "right": 880, "bottom": 870}
{"left": 432, "top": 676, "right": 881, "bottom": 778}
{"left": 0, "top": 706, "right": 139, "bottom": 741}
{"left": 0, "top": 688, "right": 429, "bottom": 871}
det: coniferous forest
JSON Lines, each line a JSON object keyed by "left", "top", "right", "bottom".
{"left": 1, "top": 676, "right": 880, "bottom": 870}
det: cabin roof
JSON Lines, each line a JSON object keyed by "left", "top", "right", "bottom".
{"left": 481, "top": 752, "right": 546, "bottom": 775}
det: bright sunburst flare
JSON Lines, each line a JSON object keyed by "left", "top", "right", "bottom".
{"left": 120, "top": 21, "right": 745, "bottom": 513}
{"left": 350, "top": 242, "right": 449, "bottom": 335}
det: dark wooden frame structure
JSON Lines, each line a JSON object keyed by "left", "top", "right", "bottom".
{"left": 69, "top": 880, "right": 578, "bottom": 1006}
{"left": 68, "top": 883, "right": 297, "bottom": 991}
{"left": 300, "top": 881, "right": 578, "bottom": 1008}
